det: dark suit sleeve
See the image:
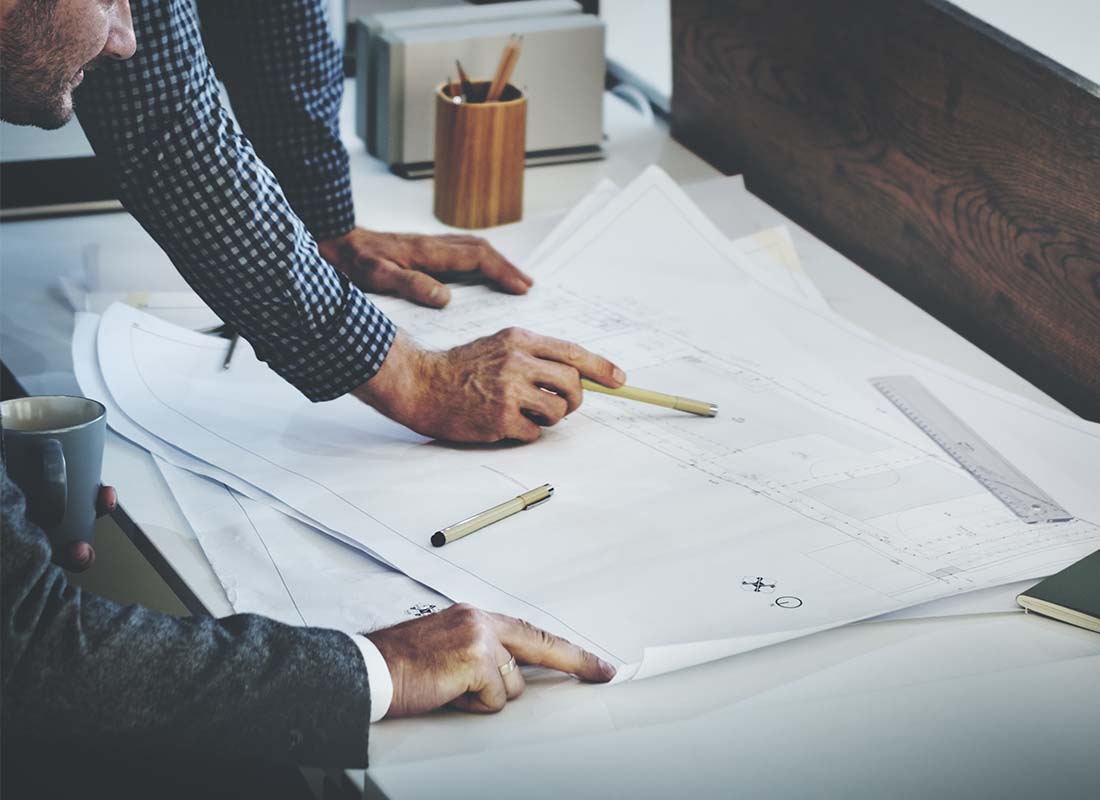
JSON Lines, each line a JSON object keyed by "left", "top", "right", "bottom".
{"left": 0, "top": 470, "right": 372, "bottom": 767}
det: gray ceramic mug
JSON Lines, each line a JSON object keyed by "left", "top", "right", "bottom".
{"left": 2, "top": 395, "right": 107, "bottom": 551}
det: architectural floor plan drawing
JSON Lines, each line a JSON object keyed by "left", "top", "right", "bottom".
{"left": 87, "top": 168, "right": 1100, "bottom": 679}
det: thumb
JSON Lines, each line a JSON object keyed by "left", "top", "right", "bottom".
{"left": 57, "top": 540, "right": 96, "bottom": 573}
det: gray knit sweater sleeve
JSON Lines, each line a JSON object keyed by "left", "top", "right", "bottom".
{"left": 1, "top": 468, "right": 372, "bottom": 766}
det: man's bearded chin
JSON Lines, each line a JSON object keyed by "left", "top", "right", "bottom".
{"left": 0, "top": 12, "right": 76, "bottom": 130}
{"left": 0, "top": 67, "right": 75, "bottom": 130}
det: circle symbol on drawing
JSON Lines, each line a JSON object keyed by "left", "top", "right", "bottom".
{"left": 775, "top": 596, "right": 803, "bottom": 609}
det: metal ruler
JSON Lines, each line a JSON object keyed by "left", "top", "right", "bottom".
{"left": 871, "top": 375, "right": 1073, "bottom": 524}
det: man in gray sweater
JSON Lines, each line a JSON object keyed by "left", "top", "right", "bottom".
{"left": 0, "top": 0, "right": 616, "bottom": 785}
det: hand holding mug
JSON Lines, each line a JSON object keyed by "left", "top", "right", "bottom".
{"left": 2, "top": 396, "right": 109, "bottom": 573}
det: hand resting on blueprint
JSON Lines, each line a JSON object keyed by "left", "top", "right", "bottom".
{"left": 353, "top": 328, "right": 626, "bottom": 442}
{"left": 367, "top": 604, "right": 616, "bottom": 716}
{"left": 318, "top": 228, "right": 534, "bottom": 309}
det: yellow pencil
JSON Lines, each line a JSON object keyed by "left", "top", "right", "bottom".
{"left": 581, "top": 379, "right": 718, "bottom": 418}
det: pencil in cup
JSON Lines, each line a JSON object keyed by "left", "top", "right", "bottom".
{"left": 580, "top": 379, "right": 718, "bottom": 417}
{"left": 433, "top": 80, "right": 526, "bottom": 229}
{"left": 486, "top": 35, "right": 522, "bottom": 103}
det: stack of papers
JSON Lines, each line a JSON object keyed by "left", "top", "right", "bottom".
{"left": 73, "top": 167, "right": 1100, "bottom": 681}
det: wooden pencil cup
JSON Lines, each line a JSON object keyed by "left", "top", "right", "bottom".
{"left": 433, "top": 81, "right": 526, "bottom": 229}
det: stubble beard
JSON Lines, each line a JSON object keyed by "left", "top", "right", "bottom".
{"left": 0, "top": 3, "right": 77, "bottom": 130}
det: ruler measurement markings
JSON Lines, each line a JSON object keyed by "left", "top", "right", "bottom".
{"left": 871, "top": 375, "right": 1073, "bottom": 525}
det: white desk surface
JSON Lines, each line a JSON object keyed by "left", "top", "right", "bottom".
{"left": 2, "top": 90, "right": 1097, "bottom": 799}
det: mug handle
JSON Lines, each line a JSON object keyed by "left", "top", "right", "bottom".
{"left": 38, "top": 438, "right": 68, "bottom": 528}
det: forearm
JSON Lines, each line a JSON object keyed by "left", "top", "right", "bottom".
{"left": 1, "top": 471, "right": 372, "bottom": 766}
{"left": 197, "top": 0, "right": 354, "bottom": 241}
{"left": 74, "top": 0, "right": 391, "bottom": 401}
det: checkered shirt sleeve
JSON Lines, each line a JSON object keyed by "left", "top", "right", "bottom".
{"left": 195, "top": 0, "right": 354, "bottom": 242}
{"left": 75, "top": 0, "right": 394, "bottom": 402}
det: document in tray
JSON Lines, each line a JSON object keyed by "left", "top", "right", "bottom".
{"left": 93, "top": 167, "right": 1100, "bottom": 680}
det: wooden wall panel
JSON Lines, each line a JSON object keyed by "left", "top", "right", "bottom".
{"left": 671, "top": 0, "right": 1100, "bottom": 419}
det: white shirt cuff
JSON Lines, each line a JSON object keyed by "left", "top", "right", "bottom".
{"left": 350, "top": 633, "right": 393, "bottom": 722}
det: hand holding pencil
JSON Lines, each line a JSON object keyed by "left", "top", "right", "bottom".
{"left": 354, "top": 328, "right": 626, "bottom": 444}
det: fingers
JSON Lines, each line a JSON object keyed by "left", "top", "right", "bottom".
{"left": 519, "top": 385, "right": 568, "bottom": 427}
{"left": 360, "top": 258, "right": 452, "bottom": 308}
{"left": 454, "top": 652, "right": 510, "bottom": 713}
{"left": 532, "top": 361, "right": 583, "bottom": 414}
{"left": 412, "top": 236, "right": 533, "bottom": 295}
{"left": 56, "top": 541, "right": 96, "bottom": 573}
{"left": 450, "top": 694, "right": 500, "bottom": 714}
{"left": 505, "top": 413, "right": 543, "bottom": 443}
{"left": 96, "top": 485, "right": 118, "bottom": 518}
{"left": 373, "top": 602, "right": 603, "bottom": 718}
{"left": 472, "top": 245, "right": 533, "bottom": 295}
{"left": 486, "top": 330, "right": 620, "bottom": 439}
{"left": 508, "top": 329, "right": 626, "bottom": 388}
{"left": 450, "top": 644, "right": 519, "bottom": 714}
{"left": 450, "top": 636, "right": 523, "bottom": 713}
{"left": 494, "top": 644, "right": 526, "bottom": 700}
{"left": 321, "top": 229, "right": 533, "bottom": 302}
{"left": 490, "top": 614, "right": 617, "bottom": 683}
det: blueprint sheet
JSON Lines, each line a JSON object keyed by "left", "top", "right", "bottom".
{"left": 73, "top": 219, "right": 1026, "bottom": 635}
{"left": 153, "top": 458, "right": 447, "bottom": 632}
{"left": 73, "top": 312, "right": 451, "bottom": 629}
{"left": 91, "top": 168, "right": 1100, "bottom": 679}
{"left": 71, "top": 183, "right": 626, "bottom": 633}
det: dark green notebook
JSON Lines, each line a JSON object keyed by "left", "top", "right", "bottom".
{"left": 1017, "top": 548, "right": 1100, "bottom": 634}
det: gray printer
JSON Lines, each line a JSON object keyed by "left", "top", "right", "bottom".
{"left": 354, "top": 1, "right": 605, "bottom": 177}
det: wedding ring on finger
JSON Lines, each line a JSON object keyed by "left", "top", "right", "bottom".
{"left": 498, "top": 655, "right": 518, "bottom": 677}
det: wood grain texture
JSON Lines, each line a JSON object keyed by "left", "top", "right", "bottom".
{"left": 434, "top": 81, "right": 526, "bottom": 229}
{"left": 671, "top": 0, "right": 1100, "bottom": 419}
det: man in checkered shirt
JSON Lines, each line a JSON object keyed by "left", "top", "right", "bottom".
{"left": 0, "top": 0, "right": 619, "bottom": 782}
{"left": 75, "top": 0, "right": 626, "bottom": 434}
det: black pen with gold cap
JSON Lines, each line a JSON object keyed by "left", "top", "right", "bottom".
{"left": 431, "top": 483, "right": 554, "bottom": 547}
